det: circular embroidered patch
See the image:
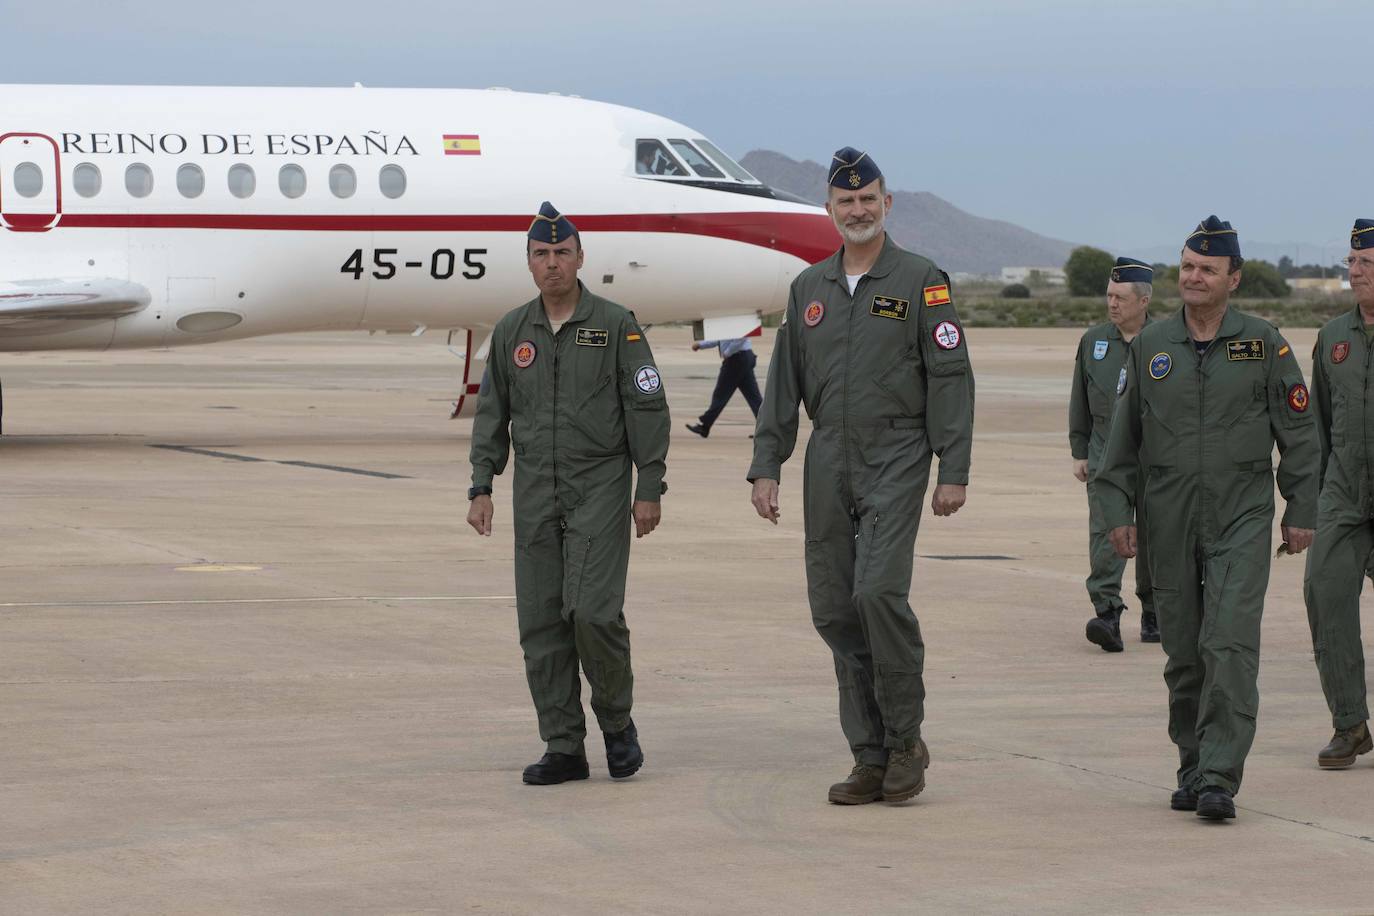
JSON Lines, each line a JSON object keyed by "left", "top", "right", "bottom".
{"left": 804, "top": 301, "right": 825, "bottom": 327}
{"left": 1288, "top": 382, "right": 1309, "bottom": 412}
{"left": 1149, "top": 352, "right": 1172, "bottom": 380}
{"left": 635, "top": 365, "right": 662, "bottom": 393}
{"left": 513, "top": 340, "right": 537, "bottom": 368}
{"left": 932, "top": 320, "right": 961, "bottom": 350}
{"left": 1333, "top": 341, "right": 1350, "bottom": 364}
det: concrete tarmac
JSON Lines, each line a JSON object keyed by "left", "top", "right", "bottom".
{"left": 2, "top": 326, "right": 1372, "bottom": 915}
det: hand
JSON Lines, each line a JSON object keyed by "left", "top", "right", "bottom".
{"left": 1281, "top": 526, "right": 1314, "bottom": 555}
{"left": 632, "top": 500, "right": 661, "bottom": 538}
{"left": 467, "top": 494, "right": 494, "bottom": 536}
{"left": 931, "top": 484, "right": 966, "bottom": 517}
{"left": 752, "top": 478, "right": 780, "bottom": 524}
{"left": 1108, "top": 525, "right": 1137, "bottom": 558}
{"left": 691, "top": 342, "right": 701, "bottom": 351}
{"left": 1072, "top": 459, "right": 1088, "bottom": 483}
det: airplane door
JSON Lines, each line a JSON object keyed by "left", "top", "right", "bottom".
{"left": 0, "top": 133, "right": 62, "bottom": 232}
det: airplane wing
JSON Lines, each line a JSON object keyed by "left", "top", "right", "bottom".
{"left": 0, "top": 278, "right": 150, "bottom": 324}
{"left": 695, "top": 314, "right": 763, "bottom": 341}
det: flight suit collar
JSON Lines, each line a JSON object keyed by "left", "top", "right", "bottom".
{"left": 1163, "top": 305, "right": 1244, "bottom": 343}
{"left": 1102, "top": 313, "right": 1153, "bottom": 342}
{"left": 820, "top": 233, "right": 902, "bottom": 281}
{"left": 529, "top": 282, "right": 594, "bottom": 328}
{"left": 1344, "top": 306, "right": 1366, "bottom": 332}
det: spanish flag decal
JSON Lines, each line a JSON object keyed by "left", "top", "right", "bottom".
{"left": 923, "top": 284, "right": 951, "bottom": 307}
{"left": 443, "top": 134, "right": 481, "bottom": 156}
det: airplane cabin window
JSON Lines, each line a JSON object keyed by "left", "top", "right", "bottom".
{"left": 668, "top": 140, "right": 726, "bottom": 179}
{"left": 72, "top": 162, "right": 102, "bottom": 197}
{"left": 227, "top": 163, "right": 256, "bottom": 199}
{"left": 176, "top": 163, "right": 205, "bottom": 198}
{"left": 125, "top": 163, "right": 154, "bottom": 198}
{"left": 634, "top": 140, "right": 686, "bottom": 177}
{"left": 13, "top": 162, "right": 43, "bottom": 198}
{"left": 693, "top": 139, "right": 757, "bottom": 182}
{"left": 279, "top": 164, "right": 307, "bottom": 199}
{"left": 329, "top": 164, "right": 356, "bottom": 199}
{"left": 379, "top": 164, "right": 406, "bottom": 199}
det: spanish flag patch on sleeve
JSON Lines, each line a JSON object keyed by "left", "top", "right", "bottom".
{"left": 923, "top": 284, "right": 951, "bottom": 307}
{"left": 626, "top": 332, "right": 642, "bottom": 342}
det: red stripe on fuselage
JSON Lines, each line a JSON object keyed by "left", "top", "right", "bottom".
{"left": 56, "top": 211, "right": 839, "bottom": 265}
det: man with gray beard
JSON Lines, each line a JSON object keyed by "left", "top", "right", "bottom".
{"left": 748, "top": 147, "right": 975, "bottom": 806}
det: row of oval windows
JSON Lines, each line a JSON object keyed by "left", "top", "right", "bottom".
{"left": 11, "top": 161, "right": 408, "bottom": 201}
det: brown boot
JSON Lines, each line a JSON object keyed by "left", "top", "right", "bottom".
{"left": 828, "top": 763, "right": 885, "bottom": 805}
{"left": 882, "top": 744, "right": 927, "bottom": 802}
{"left": 1318, "top": 721, "right": 1373, "bottom": 769}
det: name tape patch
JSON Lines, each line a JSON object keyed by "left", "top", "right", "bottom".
{"left": 576, "top": 328, "right": 609, "bottom": 347}
{"left": 870, "top": 295, "right": 910, "bottom": 320}
{"left": 1227, "top": 339, "right": 1265, "bottom": 361}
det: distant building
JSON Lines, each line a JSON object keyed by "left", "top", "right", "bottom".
{"left": 1001, "top": 266, "right": 1066, "bottom": 285}
{"left": 1288, "top": 278, "right": 1345, "bottom": 294}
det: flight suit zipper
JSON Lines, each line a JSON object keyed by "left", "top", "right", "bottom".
{"left": 1365, "top": 338, "right": 1373, "bottom": 516}
{"left": 841, "top": 278, "right": 857, "bottom": 510}
{"left": 551, "top": 328, "right": 560, "bottom": 495}
{"left": 1197, "top": 344, "right": 1208, "bottom": 542}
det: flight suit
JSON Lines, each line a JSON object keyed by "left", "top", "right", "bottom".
{"left": 1303, "top": 308, "right": 1374, "bottom": 730}
{"left": 469, "top": 284, "right": 669, "bottom": 756}
{"left": 1069, "top": 319, "right": 1154, "bottom": 619}
{"left": 749, "top": 235, "right": 975, "bottom": 766}
{"left": 1097, "top": 307, "right": 1319, "bottom": 794}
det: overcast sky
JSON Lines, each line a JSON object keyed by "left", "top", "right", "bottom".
{"left": 5, "top": 0, "right": 1365, "bottom": 259}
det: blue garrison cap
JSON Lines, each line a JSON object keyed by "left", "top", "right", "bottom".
{"left": 1110, "top": 257, "right": 1154, "bottom": 284}
{"left": 1184, "top": 215, "right": 1241, "bottom": 258}
{"left": 1352, "top": 219, "right": 1374, "bottom": 250}
{"left": 528, "top": 201, "right": 578, "bottom": 245}
{"left": 828, "top": 147, "right": 882, "bottom": 190}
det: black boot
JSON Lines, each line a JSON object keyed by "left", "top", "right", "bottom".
{"left": 685, "top": 422, "right": 709, "bottom": 438}
{"left": 522, "top": 752, "right": 590, "bottom": 786}
{"left": 1170, "top": 786, "right": 1198, "bottom": 811}
{"left": 1140, "top": 610, "right": 1161, "bottom": 643}
{"left": 1196, "top": 786, "right": 1236, "bottom": 820}
{"left": 1086, "top": 607, "right": 1124, "bottom": 652}
{"left": 604, "top": 719, "right": 644, "bottom": 778}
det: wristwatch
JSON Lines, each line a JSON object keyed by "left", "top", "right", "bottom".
{"left": 467, "top": 485, "right": 493, "bottom": 500}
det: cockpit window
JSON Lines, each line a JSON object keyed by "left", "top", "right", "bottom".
{"left": 635, "top": 139, "right": 687, "bottom": 177}
{"left": 693, "top": 139, "right": 757, "bottom": 183}
{"left": 668, "top": 140, "right": 726, "bottom": 179}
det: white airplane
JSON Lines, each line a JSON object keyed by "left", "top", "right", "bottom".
{"left": 0, "top": 83, "right": 837, "bottom": 423}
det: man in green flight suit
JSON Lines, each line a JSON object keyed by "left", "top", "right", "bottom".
{"left": 1301, "top": 218, "right": 1374, "bottom": 770}
{"left": 467, "top": 202, "right": 670, "bottom": 786}
{"left": 1070, "top": 257, "right": 1158, "bottom": 651}
{"left": 1099, "top": 216, "right": 1319, "bottom": 820}
{"left": 748, "top": 147, "right": 975, "bottom": 806}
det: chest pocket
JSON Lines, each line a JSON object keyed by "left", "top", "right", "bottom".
{"left": 569, "top": 370, "right": 625, "bottom": 455}
{"left": 873, "top": 344, "right": 923, "bottom": 414}
{"left": 1225, "top": 380, "right": 1272, "bottom": 467}
{"left": 1086, "top": 365, "right": 1119, "bottom": 421}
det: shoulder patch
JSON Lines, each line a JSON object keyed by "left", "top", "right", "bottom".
{"left": 576, "top": 328, "right": 609, "bottom": 347}
{"left": 932, "top": 320, "right": 962, "bottom": 350}
{"left": 923, "top": 285, "right": 951, "bottom": 307}
{"left": 1226, "top": 339, "right": 1265, "bottom": 361}
{"left": 1288, "top": 382, "right": 1310, "bottom": 413}
{"left": 871, "top": 295, "right": 909, "bottom": 320}
{"left": 634, "top": 365, "right": 662, "bottom": 393}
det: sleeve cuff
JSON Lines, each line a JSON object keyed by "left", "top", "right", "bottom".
{"left": 747, "top": 462, "right": 780, "bottom": 484}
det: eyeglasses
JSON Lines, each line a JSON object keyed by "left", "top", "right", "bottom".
{"left": 1342, "top": 256, "right": 1374, "bottom": 270}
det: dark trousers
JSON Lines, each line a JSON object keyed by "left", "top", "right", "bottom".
{"left": 698, "top": 350, "right": 762, "bottom": 429}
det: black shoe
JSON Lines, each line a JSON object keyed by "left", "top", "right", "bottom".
{"left": 1170, "top": 786, "right": 1198, "bottom": 811}
{"left": 685, "top": 423, "right": 709, "bottom": 438}
{"left": 522, "top": 752, "right": 590, "bottom": 785}
{"left": 1196, "top": 786, "right": 1236, "bottom": 820}
{"left": 604, "top": 719, "right": 644, "bottom": 779}
{"left": 1140, "top": 610, "right": 1161, "bottom": 643}
{"left": 1085, "top": 609, "right": 1124, "bottom": 652}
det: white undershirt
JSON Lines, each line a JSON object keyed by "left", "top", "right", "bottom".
{"left": 549, "top": 319, "right": 565, "bottom": 335}
{"left": 846, "top": 273, "right": 864, "bottom": 295}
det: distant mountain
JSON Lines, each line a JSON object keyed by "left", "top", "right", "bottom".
{"left": 741, "top": 150, "right": 1080, "bottom": 276}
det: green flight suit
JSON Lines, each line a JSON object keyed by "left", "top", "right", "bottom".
{"left": 469, "top": 283, "right": 669, "bottom": 756}
{"left": 748, "top": 235, "right": 975, "bottom": 766}
{"left": 1069, "top": 320, "right": 1155, "bottom": 619}
{"left": 1098, "top": 307, "right": 1319, "bottom": 795}
{"left": 1303, "top": 308, "right": 1374, "bottom": 730}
